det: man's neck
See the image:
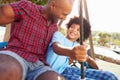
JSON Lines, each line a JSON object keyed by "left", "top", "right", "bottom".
{"left": 41, "top": 6, "right": 54, "bottom": 25}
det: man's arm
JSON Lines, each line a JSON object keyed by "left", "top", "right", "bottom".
{"left": 0, "top": 4, "right": 15, "bottom": 25}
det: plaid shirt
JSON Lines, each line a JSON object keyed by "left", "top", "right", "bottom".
{"left": 4, "top": 1, "right": 58, "bottom": 63}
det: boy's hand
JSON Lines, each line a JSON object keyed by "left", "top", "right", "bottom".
{"left": 70, "top": 45, "right": 87, "bottom": 62}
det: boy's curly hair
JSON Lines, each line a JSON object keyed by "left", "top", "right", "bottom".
{"left": 66, "top": 16, "right": 91, "bottom": 41}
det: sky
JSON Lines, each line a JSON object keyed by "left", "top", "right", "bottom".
{"left": 61, "top": 0, "right": 120, "bottom": 33}
{"left": 1, "top": 0, "right": 120, "bottom": 41}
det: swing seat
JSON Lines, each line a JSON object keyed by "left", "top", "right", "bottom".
{"left": 71, "top": 60, "right": 94, "bottom": 69}
{"left": 0, "top": 42, "right": 8, "bottom": 50}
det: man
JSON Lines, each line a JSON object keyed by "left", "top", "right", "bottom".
{"left": 0, "top": 0, "right": 74, "bottom": 80}
{"left": 46, "top": 17, "right": 118, "bottom": 80}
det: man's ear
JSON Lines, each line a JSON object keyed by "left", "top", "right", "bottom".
{"left": 49, "top": 0, "right": 56, "bottom": 9}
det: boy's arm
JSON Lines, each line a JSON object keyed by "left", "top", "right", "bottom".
{"left": 52, "top": 42, "right": 72, "bottom": 57}
{"left": 52, "top": 42, "right": 87, "bottom": 62}
{"left": 86, "top": 56, "right": 99, "bottom": 69}
{"left": 0, "top": 4, "right": 15, "bottom": 25}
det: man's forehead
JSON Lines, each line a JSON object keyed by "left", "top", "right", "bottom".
{"left": 55, "top": 0, "right": 74, "bottom": 4}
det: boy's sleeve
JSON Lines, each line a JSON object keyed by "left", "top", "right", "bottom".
{"left": 49, "top": 31, "right": 64, "bottom": 47}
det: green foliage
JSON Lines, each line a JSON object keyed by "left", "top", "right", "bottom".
{"left": 92, "top": 31, "right": 120, "bottom": 47}
{"left": 97, "top": 32, "right": 111, "bottom": 46}
{"left": 112, "top": 32, "right": 120, "bottom": 40}
{"left": 29, "top": 0, "right": 48, "bottom": 5}
{"left": 59, "top": 27, "right": 66, "bottom": 35}
{"left": 113, "top": 39, "right": 120, "bottom": 46}
{"left": 0, "top": 0, "right": 19, "bottom": 4}
{"left": 0, "top": 0, "right": 48, "bottom": 5}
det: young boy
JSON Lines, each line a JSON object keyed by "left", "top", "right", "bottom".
{"left": 46, "top": 17, "right": 118, "bottom": 80}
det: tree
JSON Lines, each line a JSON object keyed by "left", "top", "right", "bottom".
{"left": 98, "top": 32, "right": 112, "bottom": 47}
{"left": 0, "top": 0, "right": 48, "bottom": 5}
{"left": 0, "top": 0, "right": 19, "bottom": 4}
{"left": 30, "top": 0, "right": 48, "bottom": 5}
{"left": 113, "top": 39, "right": 120, "bottom": 46}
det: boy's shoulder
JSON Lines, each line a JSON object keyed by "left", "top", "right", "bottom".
{"left": 54, "top": 31, "right": 64, "bottom": 37}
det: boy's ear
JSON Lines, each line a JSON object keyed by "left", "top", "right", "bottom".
{"left": 66, "top": 29, "right": 68, "bottom": 33}
{"left": 76, "top": 38, "right": 79, "bottom": 42}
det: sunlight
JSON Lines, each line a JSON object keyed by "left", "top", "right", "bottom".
{"left": 87, "top": 0, "right": 120, "bottom": 32}
{"left": 61, "top": 0, "right": 120, "bottom": 33}
{"left": 0, "top": 26, "right": 5, "bottom": 42}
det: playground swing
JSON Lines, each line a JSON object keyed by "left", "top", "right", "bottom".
{"left": 69, "top": 0, "right": 95, "bottom": 79}
{"left": 0, "top": 42, "right": 8, "bottom": 50}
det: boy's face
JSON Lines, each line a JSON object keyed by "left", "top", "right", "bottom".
{"left": 66, "top": 24, "right": 80, "bottom": 42}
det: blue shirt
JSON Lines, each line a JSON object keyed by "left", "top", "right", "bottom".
{"left": 46, "top": 31, "right": 78, "bottom": 74}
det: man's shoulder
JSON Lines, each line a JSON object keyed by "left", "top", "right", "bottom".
{"left": 10, "top": 1, "right": 41, "bottom": 9}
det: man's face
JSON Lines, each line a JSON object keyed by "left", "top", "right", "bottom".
{"left": 66, "top": 24, "right": 80, "bottom": 42}
{"left": 49, "top": 1, "right": 72, "bottom": 23}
